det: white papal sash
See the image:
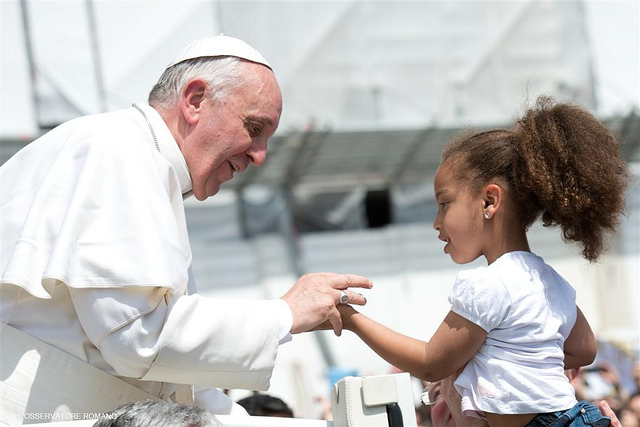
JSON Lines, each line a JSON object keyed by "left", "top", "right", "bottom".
{"left": 0, "top": 324, "right": 172, "bottom": 425}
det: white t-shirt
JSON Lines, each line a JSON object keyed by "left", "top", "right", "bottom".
{"left": 450, "top": 251, "right": 578, "bottom": 416}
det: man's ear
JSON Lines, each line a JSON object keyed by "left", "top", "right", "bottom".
{"left": 483, "top": 183, "right": 502, "bottom": 218}
{"left": 181, "top": 78, "right": 208, "bottom": 125}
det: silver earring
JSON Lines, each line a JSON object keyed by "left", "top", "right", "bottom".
{"left": 484, "top": 211, "right": 490, "bottom": 219}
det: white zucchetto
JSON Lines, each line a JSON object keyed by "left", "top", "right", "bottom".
{"left": 166, "top": 34, "right": 271, "bottom": 69}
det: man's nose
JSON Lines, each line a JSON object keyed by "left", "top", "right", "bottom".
{"left": 247, "top": 143, "right": 267, "bottom": 167}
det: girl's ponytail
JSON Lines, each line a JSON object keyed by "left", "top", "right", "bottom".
{"left": 513, "top": 97, "right": 629, "bottom": 261}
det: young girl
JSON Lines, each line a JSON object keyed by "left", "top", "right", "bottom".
{"left": 336, "top": 96, "right": 630, "bottom": 426}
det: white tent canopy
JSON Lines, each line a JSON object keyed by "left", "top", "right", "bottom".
{"left": 2, "top": 0, "right": 638, "bottom": 138}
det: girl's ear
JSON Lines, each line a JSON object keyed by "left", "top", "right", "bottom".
{"left": 181, "top": 78, "right": 208, "bottom": 125}
{"left": 483, "top": 184, "right": 502, "bottom": 219}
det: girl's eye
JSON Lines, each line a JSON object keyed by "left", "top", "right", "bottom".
{"left": 439, "top": 202, "right": 449, "bottom": 208}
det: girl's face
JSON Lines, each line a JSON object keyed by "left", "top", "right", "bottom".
{"left": 432, "top": 160, "right": 487, "bottom": 264}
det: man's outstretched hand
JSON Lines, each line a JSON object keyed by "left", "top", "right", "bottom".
{"left": 281, "top": 273, "right": 372, "bottom": 336}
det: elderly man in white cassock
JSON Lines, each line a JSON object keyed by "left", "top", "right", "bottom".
{"left": 0, "top": 35, "right": 372, "bottom": 423}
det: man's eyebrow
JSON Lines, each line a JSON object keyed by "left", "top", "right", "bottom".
{"left": 248, "top": 115, "right": 274, "bottom": 126}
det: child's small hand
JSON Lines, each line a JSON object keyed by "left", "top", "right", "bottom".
{"left": 309, "top": 305, "right": 359, "bottom": 333}
{"left": 337, "top": 304, "right": 358, "bottom": 331}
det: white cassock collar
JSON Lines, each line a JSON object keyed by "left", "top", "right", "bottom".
{"left": 133, "top": 103, "right": 194, "bottom": 199}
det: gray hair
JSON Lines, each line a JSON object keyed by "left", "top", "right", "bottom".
{"left": 148, "top": 56, "right": 243, "bottom": 109}
{"left": 93, "top": 400, "right": 221, "bottom": 427}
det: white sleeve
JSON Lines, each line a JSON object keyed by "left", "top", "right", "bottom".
{"left": 448, "top": 268, "right": 512, "bottom": 332}
{"left": 68, "top": 286, "right": 281, "bottom": 391}
{"left": 274, "top": 298, "right": 293, "bottom": 344}
{"left": 194, "top": 386, "right": 249, "bottom": 416}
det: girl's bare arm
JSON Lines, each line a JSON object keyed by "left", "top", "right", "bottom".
{"left": 340, "top": 305, "right": 486, "bottom": 382}
{"left": 564, "top": 306, "right": 597, "bottom": 370}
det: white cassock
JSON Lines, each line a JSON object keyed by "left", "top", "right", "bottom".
{"left": 0, "top": 104, "right": 291, "bottom": 422}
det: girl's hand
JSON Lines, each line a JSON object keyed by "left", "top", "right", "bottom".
{"left": 336, "top": 304, "right": 358, "bottom": 331}
{"left": 310, "top": 305, "right": 358, "bottom": 332}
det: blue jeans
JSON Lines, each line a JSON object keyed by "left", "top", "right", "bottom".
{"left": 525, "top": 401, "right": 610, "bottom": 427}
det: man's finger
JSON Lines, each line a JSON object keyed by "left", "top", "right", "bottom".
{"left": 328, "top": 273, "right": 373, "bottom": 290}
{"left": 337, "top": 289, "right": 350, "bottom": 305}
{"left": 336, "top": 289, "right": 367, "bottom": 306}
{"left": 346, "top": 291, "right": 367, "bottom": 306}
{"left": 328, "top": 308, "right": 343, "bottom": 337}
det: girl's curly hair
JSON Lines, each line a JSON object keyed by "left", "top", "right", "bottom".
{"left": 442, "top": 96, "right": 630, "bottom": 261}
